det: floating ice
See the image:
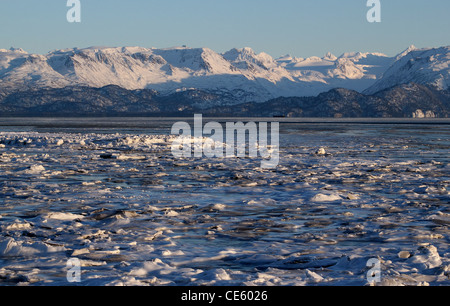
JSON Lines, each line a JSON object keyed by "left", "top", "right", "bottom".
{"left": 408, "top": 245, "right": 442, "bottom": 270}
{"left": 315, "top": 148, "right": 326, "bottom": 155}
{"left": 0, "top": 238, "right": 66, "bottom": 257}
{"left": 311, "top": 193, "right": 342, "bottom": 202}
{"left": 44, "top": 212, "right": 85, "bottom": 221}
{"left": 25, "top": 165, "right": 45, "bottom": 174}
{"left": 0, "top": 125, "right": 448, "bottom": 286}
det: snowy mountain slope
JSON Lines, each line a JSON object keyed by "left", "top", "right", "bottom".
{"left": 0, "top": 48, "right": 72, "bottom": 91}
{"left": 364, "top": 46, "right": 450, "bottom": 94}
{"left": 278, "top": 51, "right": 395, "bottom": 93}
{"left": 0, "top": 45, "right": 449, "bottom": 106}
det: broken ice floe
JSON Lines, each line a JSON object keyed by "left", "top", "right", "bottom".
{"left": 0, "top": 127, "right": 449, "bottom": 286}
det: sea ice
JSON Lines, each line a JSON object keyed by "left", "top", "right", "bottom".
{"left": 0, "top": 124, "right": 448, "bottom": 286}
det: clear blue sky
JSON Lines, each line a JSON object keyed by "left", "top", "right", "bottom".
{"left": 0, "top": 0, "right": 449, "bottom": 58}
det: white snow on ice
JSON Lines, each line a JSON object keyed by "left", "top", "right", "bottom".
{"left": 0, "top": 121, "right": 449, "bottom": 286}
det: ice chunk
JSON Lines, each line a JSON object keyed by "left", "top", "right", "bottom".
{"left": 315, "top": 148, "right": 326, "bottom": 155}
{"left": 305, "top": 270, "right": 324, "bottom": 283}
{"left": 25, "top": 165, "right": 45, "bottom": 174}
{"left": 408, "top": 245, "right": 442, "bottom": 269}
{"left": 5, "top": 220, "right": 33, "bottom": 231}
{"left": 212, "top": 204, "right": 226, "bottom": 211}
{"left": 116, "top": 155, "right": 146, "bottom": 160}
{"left": 165, "top": 210, "right": 179, "bottom": 217}
{"left": 428, "top": 212, "right": 450, "bottom": 225}
{"left": 44, "top": 212, "right": 85, "bottom": 221}
{"left": 311, "top": 193, "right": 342, "bottom": 202}
{"left": 398, "top": 251, "right": 412, "bottom": 259}
{"left": 0, "top": 238, "right": 65, "bottom": 256}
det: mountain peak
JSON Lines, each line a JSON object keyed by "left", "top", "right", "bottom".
{"left": 395, "top": 45, "right": 418, "bottom": 60}
{"left": 241, "top": 47, "right": 255, "bottom": 53}
{"left": 222, "top": 47, "right": 275, "bottom": 71}
{"left": 7, "top": 47, "right": 27, "bottom": 54}
{"left": 323, "top": 52, "right": 337, "bottom": 61}
{"left": 405, "top": 44, "right": 417, "bottom": 52}
{"left": 222, "top": 47, "right": 256, "bottom": 58}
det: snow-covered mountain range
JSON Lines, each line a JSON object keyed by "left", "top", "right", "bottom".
{"left": 1, "top": 45, "right": 448, "bottom": 107}
{"left": 364, "top": 46, "right": 450, "bottom": 94}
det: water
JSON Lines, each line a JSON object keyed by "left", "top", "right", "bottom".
{"left": 0, "top": 118, "right": 449, "bottom": 286}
